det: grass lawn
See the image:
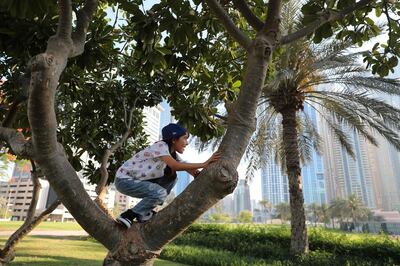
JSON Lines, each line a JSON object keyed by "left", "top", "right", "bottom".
{"left": 0, "top": 236, "right": 188, "bottom": 266}
{"left": 0, "top": 221, "right": 83, "bottom": 231}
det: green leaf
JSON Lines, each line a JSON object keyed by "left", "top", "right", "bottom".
{"left": 232, "top": 80, "right": 241, "bottom": 88}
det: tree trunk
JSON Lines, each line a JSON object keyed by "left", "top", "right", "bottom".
{"left": 281, "top": 108, "right": 309, "bottom": 255}
{"left": 13, "top": 0, "right": 282, "bottom": 264}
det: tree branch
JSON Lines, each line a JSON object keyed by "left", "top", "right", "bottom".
{"left": 95, "top": 103, "right": 136, "bottom": 215}
{"left": 95, "top": 129, "right": 131, "bottom": 200}
{"left": 262, "top": 0, "right": 283, "bottom": 34}
{"left": 57, "top": 0, "right": 73, "bottom": 39}
{"left": 1, "top": 72, "right": 31, "bottom": 128}
{"left": 232, "top": 0, "right": 264, "bottom": 31}
{"left": 204, "top": 0, "right": 251, "bottom": 49}
{"left": 71, "top": 0, "right": 98, "bottom": 56}
{"left": 281, "top": 0, "right": 375, "bottom": 44}
{"left": 0, "top": 127, "right": 33, "bottom": 159}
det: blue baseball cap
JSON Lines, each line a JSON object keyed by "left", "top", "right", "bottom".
{"left": 162, "top": 123, "right": 187, "bottom": 140}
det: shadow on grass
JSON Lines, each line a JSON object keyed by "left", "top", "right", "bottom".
{"left": 12, "top": 254, "right": 101, "bottom": 266}
{"left": 29, "top": 235, "right": 91, "bottom": 241}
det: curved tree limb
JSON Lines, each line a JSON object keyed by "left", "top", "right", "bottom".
{"left": 204, "top": 0, "right": 252, "bottom": 49}
{"left": 232, "top": 0, "right": 264, "bottom": 31}
{"left": 72, "top": 0, "right": 98, "bottom": 56}
{"left": 95, "top": 128, "right": 131, "bottom": 212}
{"left": 57, "top": 0, "right": 73, "bottom": 40}
{"left": 95, "top": 102, "right": 136, "bottom": 216}
{"left": 28, "top": 0, "right": 122, "bottom": 251}
{"left": 127, "top": 0, "right": 284, "bottom": 258}
{"left": 281, "top": 0, "right": 375, "bottom": 44}
{"left": 0, "top": 127, "right": 33, "bottom": 159}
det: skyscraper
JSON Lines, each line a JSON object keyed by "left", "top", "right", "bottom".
{"left": 261, "top": 159, "right": 289, "bottom": 205}
{"left": 322, "top": 121, "right": 376, "bottom": 207}
{"left": 301, "top": 103, "right": 327, "bottom": 205}
{"left": 143, "top": 105, "right": 164, "bottom": 143}
{"left": 234, "top": 179, "right": 252, "bottom": 215}
{"left": 365, "top": 95, "right": 400, "bottom": 210}
{"left": 260, "top": 104, "right": 327, "bottom": 206}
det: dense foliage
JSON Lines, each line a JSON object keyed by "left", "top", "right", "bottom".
{"left": 160, "top": 224, "right": 400, "bottom": 265}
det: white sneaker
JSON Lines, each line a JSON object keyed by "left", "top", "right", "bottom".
{"left": 137, "top": 211, "right": 153, "bottom": 223}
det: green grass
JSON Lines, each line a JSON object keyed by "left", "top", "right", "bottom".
{"left": 0, "top": 236, "right": 187, "bottom": 266}
{"left": 167, "top": 223, "right": 399, "bottom": 265}
{"left": 0, "top": 221, "right": 83, "bottom": 231}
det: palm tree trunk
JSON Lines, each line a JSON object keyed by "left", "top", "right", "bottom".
{"left": 281, "top": 108, "right": 309, "bottom": 255}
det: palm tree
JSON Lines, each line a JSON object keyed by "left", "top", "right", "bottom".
{"left": 345, "top": 194, "right": 369, "bottom": 223}
{"left": 248, "top": 30, "right": 400, "bottom": 256}
{"left": 319, "top": 203, "right": 330, "bottom": 228}
{"left": 200, "top": 0, "right": 400, "bottom": 255}
{"left": 259, "top": 199, "right": 272, "bottom": 223}
{"left": 329, "top": 198, "right": 347, "bottom": 228}
{"left": 307, "top": 203, "right": 320, "bottom": 226}
{"left": 275, "top": 202, "right": 291, "bottom": 223}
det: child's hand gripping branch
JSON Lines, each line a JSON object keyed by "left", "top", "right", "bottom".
{"left": 185, "top": 152, "right": 221, "bottom": 178}
{"left": 114, "top": 123, "right": 221, "bottom": 228}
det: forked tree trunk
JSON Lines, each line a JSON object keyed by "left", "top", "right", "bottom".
{"left": 281, "top": 108, "right": 309, "bottom": 255}
{"left": 5, "top": 0, "right": 282, "bottom": 264}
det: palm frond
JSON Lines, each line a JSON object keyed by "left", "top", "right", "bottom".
{"left": 311, "top": 90, "right": 400, "bottom": 131}
{"left": 299, "top": 109, "right": 323, "bottom": 156}
{"left": 245, "top": 107, "right": 279, "bottom": 182}
{"left": 297, "top": 114, "right": 313, "bottom": 165}
{"left": 306, "top": 100, "right": 356, "bottom": 158}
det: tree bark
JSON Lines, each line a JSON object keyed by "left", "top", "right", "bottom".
{"left": 281, "top": 108, "right": 309, "bottom": 255}
{"left": 15, "top": 0, "right": 282, "bottom": 264}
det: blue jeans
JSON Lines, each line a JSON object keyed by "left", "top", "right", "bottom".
{"left": 115, "top": 175, "right": 177, "bottom": 217}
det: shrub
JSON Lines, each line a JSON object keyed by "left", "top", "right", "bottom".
{"left": 170, "top": 224, "right": 400, "bottom": 264}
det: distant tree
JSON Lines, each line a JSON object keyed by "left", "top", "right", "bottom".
{"left": 259, "top": 199, "right": 273, "bottom": 223}
{"left": 210, "top": 213, "right": 232, "bottom": 223}
{"left": 0, "top": 197, "right": 10, "bottom": 219}
{"left": 319, "top": 203, "right": 330, "bottom": 228}
{"left": 346, "top": 194, "right": 369, "bottom": 223}
{"left": 307, "top": 203, "right": 320, "bottom": 226}
{"left": 275, "top": 202, "right": 291, "bottom": 223}
{"left": 237, "top": 210, "right": 253, "bottom": 223}
{"left": 329, "top": 199, "right": 347, "bottom": 227}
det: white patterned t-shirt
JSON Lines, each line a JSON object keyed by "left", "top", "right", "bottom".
{"left": 116, "top": 141, "right": 182, "bottom": 181}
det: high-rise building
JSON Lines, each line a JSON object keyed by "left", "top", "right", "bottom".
{"left": 365, "top": 95, "right": 400, "bottom": 210}
{"left": 261, "top": 158, "right": 289, "bottom": 205}
{"left": 160, "top": 100, "right": 174, "bottom": 128}
{"left": 233, "top": 179, "right": 251, "bottom": 215}
{"left": 143, "top": 105, "right": 164, "bottom": 143}
{"left": 322, "top": 121, "right": 376, "bottom": 207}
{"left": 301, "top": 103, "right": 327, "bottom": 205}
{"left": 260, "top": 104, "right": 327, "bottom": 207}
{"left": 2, "top": 162, "right": 115, "bottom": 221}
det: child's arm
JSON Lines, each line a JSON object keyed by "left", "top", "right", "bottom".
{"left": 160, "top": 152, "right": 221, "bottom": 171}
